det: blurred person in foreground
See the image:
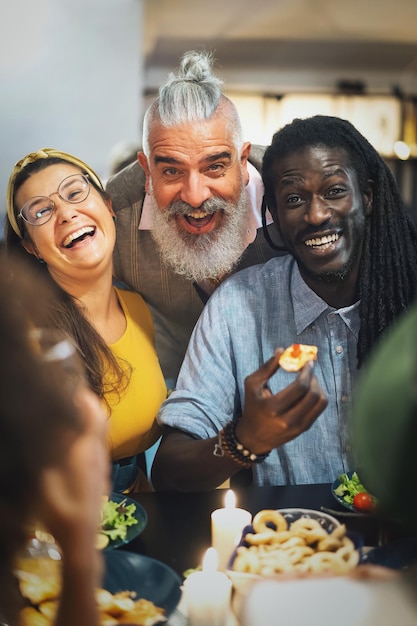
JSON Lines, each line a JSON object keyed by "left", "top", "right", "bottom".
{"left": 0, "top": 254, "right": 109, "bottom": 626}
{"left": 106, "top": 49, "right": 285, "bottom": 384}
{"left": 353, "top": 300, "right": 417, "bottom": 538}
{"left": 5, "top": 149, "right": 166, "bottom": 494}
{"left": 241, "top": 301, "right": 417, "bottom": 626}
{"left": 152, "top": 114, "right": 417, "bottom": 491}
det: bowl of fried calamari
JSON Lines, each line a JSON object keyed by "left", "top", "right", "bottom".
{"left": 226, "top": 508, "right": 361, "bottom": 600}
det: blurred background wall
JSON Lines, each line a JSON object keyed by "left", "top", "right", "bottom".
{"left": 142, "top": 0, "right": 417, "bottom": 223}
{"left": 0, "top": 0, "right": 143, "bottom": 220}
{"left": 1, "top": 0, "right": 417, "bottom": 226}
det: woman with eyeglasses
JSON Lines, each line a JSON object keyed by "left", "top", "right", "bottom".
{"left": 5, "top": 149, "right": 167, "bottom": 494}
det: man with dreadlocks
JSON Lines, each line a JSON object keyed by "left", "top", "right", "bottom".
{"left": 151, "top": 115, "right": 417, "bottom": 491}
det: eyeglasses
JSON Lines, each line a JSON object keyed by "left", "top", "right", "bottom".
{"left": 18, "top": 173, "right": 90, "bottom": 227}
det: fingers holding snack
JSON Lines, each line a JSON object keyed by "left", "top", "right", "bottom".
{"left": 245, "top": 343, "right": 318, "bottom": 401}
{"left": 266, "top": 368, "right": 327, "bottom": 443}
{"left": 238, "top": 346, "right": 327, "bottom": 452}
{"left": 244, "top": 349, "right": 283, "bottom": 400}
{"left": 272, "top": 365, "right": 327, "bottom": 423}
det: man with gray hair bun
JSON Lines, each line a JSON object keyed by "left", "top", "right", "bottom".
{"left": 106, "top": 50, "right": 284, "bottom": 384}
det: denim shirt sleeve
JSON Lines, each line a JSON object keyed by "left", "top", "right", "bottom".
{"left": 157, "top": 277, "right": 247, "bottom": 438}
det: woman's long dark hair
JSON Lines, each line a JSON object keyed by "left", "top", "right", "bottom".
{"left": 262, "top": 115, "right": 417, "bottom": 367}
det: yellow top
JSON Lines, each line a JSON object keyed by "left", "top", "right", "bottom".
{"left": 106, "top": 288, "right": 166, "bottom": 460}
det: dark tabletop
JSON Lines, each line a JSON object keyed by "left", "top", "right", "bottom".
{"left": 123, "top": 484, "right": 403, "bottom": 577}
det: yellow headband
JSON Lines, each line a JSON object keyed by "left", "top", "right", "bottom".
{"left": 6, "top": 148, "right": 104, "bottom": 239}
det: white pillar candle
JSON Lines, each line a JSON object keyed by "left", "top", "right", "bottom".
{"left": 211, "top": 490, "right": 252, "bottom": 571}
{"left": 183, "top": 547, "right": 232, "bottom": 626}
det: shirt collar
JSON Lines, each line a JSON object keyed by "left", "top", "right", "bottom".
{"left": 337, "top": 301, "right": 361, "bottom": 338}
{"left": 291, "top": 262, "right": 360, "bottom": 337}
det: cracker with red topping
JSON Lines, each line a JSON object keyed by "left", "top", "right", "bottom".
{"left": 279, "top": 343, "right": 318, "bottom": 372}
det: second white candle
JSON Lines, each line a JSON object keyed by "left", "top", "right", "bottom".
{"left": 183, "top": 548, "right": 232, "bottom": 626}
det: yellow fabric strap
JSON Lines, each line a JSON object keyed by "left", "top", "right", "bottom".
{"left": 6, "top": 148, "right": 103, "bottom": 239}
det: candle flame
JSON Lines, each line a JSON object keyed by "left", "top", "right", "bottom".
{"left": 202, "top": 547, "right": 218, "bottom": 572}
{"left": 224, "top": 489, "right": 236, "bottom": 509}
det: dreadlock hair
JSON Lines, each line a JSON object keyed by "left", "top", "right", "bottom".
{"left": 262, "top": 114, "right": 417, "bottom": 368}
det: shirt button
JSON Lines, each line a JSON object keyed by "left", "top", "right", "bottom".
{"left": 341, "top": 394, "right": 348, "bottom": 403}
{"left": 345, "top": 444, "right": 352, "bottom": 453}
{"left": 336, "top": 345, "right": 343, "bottom": 354}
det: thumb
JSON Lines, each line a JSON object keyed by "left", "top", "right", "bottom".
{"left": 248, "top": 348, "right": 284, "bottom": 389}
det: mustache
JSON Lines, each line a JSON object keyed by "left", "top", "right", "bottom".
{"left": 164, "top": 197, "right": 231, "bottom": 217}
{"left": 298, "top": 223, "right": 339, "bottom": 241}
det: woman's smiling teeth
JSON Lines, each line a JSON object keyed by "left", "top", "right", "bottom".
{"left": 62, "top": 226, "right": 95, "bottom": 248}
{"left": 305, "top": 233, "right": 340, "bottom": 248}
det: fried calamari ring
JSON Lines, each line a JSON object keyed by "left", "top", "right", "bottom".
{"left": 252, "top": 509, "right": 288, "bottom": 534}
{"left": 279, "top": 536, "right": 306, "bottom": 550}
{"left": 284, "top": 545, "right": 315, "bottom": 565}
{"left": 233, "top": 546, "right": 262, "bottom": 574}
{"left": 305, "top": 551, "right": 346, "bottom": 574}
{"left": 259, "top": 555, "right": 293, "bottom": 575}
{"left": 289, "top": 517, "right": 327, "bottom": 544}
{"left": 269, "top": 530, "right": 293, "bottom": 544}
{"left": 230, "top": 509, "right": 359, "bottom": 577}
{"left": 317, "top": 536, "right": 343, "bottom": 552}
{"left": 336, "top": 537, "right": 360, "bottom": 569}
{"left": 329, "top": 523, "right": 347, "bottom": 539}
{"left": 245, "top": 530, "right": 279, "bottom": 545}
{"left": 316, "top": 523, "right": 349, "bottom": 550}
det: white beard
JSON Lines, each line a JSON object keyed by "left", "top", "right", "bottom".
{"left": 149, "top": 185, "right": 252, "bottom": 283}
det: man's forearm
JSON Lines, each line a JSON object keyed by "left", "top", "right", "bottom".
{"left": 152, "top": 430, "right": 244, "bottom": 491}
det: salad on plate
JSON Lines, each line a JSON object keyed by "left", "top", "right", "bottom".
{"left": 96, "top": 493, "right": 146, "bottom": 549}
{"left": 332, "top": 471, "right": 378, "bottom": 513}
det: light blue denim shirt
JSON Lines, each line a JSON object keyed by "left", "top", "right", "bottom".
{"left": 158, "top": 256, "right": 360, "bottom": 485}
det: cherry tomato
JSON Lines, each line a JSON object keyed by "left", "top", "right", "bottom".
{"left": 353, "top": 491, "right": 376, "bottom": 512}
{"left": 291, "top": 344, "right": 301, "bottom": 357}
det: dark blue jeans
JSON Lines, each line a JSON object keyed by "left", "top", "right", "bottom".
{"left": 111, "top": 453, "right": 147, "bottom": 493}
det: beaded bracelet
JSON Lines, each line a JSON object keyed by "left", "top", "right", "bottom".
{"left": 213, "top": 421, "right": 270, "bottom": 467}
